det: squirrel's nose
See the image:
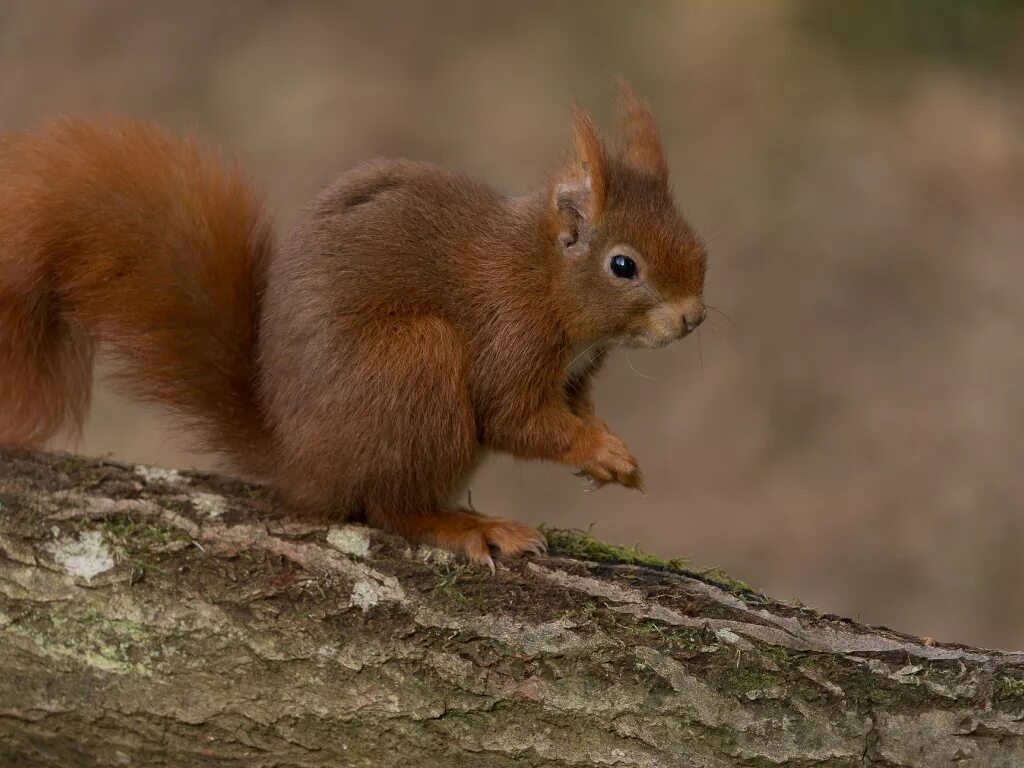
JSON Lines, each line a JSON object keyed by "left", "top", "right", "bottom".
{"left": 683, "top": 307, "right": 706, "bottom": 334}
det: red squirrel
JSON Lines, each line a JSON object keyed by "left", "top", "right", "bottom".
{"left": 0, "top": 81, "right": 707, "bottom": 567}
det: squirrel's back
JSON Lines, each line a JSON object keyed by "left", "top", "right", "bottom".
{"left": 0, "top": 118, "right": 273, "bottom": 476}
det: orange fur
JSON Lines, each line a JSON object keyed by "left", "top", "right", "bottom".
{"left": 614, "top": 78, "right": 669, "bottom": 184}
{"left": 0, "top": 83, "right": 707, "bottom": 565}
{"left": 0, "top": 118, "right": 272, "bottom": 476}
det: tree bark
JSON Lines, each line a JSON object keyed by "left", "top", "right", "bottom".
{"left": 1, "top": 449, "right": 1023, "bottom": 767}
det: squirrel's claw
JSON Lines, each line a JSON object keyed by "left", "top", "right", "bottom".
{"left": 574, "top": 469, "right": 606, "bottom": 492}
{"left": 571, "top": 428, "right": 642, "bottom": 492}
{"left": 520, "top": 538, "right": 547, "bottom": 556}
{"left": 574, "top": 463, "right": 642, "bottom": 492}
{"left": 428, "top": 509, "right": 546, "bottom": 570}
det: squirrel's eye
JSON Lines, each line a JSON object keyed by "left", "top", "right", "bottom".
{"left": 610, "top": 254, "right": 638, "bottom": 280}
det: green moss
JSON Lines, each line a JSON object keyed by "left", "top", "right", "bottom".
{"left": 998, "top": 676, "right": 1024, "bottom": 699}
{"left": 725, "top": 665, "right": 783, "bottom": 696}
{"left": 694, "top": 567, "right": 760, "bottom": 596}
{"left": 431, "top": 562, "right": 486, "bottom": 610}
{"left": 559, "top": 602, "right": 712, "bottom": 655}
{"left": 623, "top": 620, "right": 665, "bottom": 637}
{"left": 842, "top": 672, "right": 901, "bottom": 706}
{"left": 540, "top": 525, "right": 763, "bottom": 598}
{"left": 56, "top": 457, "right": 86, "bottom": 475}
{"left": 631, "top": 622, "right": 707, "bottom": 653}
{"left": 759, "top": 644, "right": 792, "bottom": 670}
{"left": 540, "top": 525, "right": 689, "bottom": 570}
{"left": 102, "top": 515, "right": 190, "bottom": 554}
{"left": 100, "top": 515, "right": 192, "bottom": 578}
{"left": 559, "top": 601, "right": 599, "bottom": 623}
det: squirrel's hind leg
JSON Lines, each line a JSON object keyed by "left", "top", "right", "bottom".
{"left": 330, "top": 314, "right": 545, "bottom": 567}
{"left": 268, "top": 313, "right": 547, "bottom": 566}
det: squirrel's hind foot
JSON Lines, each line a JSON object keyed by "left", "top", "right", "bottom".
{"left": 368, "top": 506, "right": 546, "bottom": 572}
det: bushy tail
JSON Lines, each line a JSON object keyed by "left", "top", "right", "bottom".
{"left": 0, "top": 117, "right": 273, "bottom": 477}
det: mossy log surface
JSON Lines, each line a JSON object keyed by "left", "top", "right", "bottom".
{"left": 2, "top": 448, "right": 1024, "bottom": 767}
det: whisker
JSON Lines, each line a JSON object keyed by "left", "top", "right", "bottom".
{"left": 707, "top": 313, "right": 727, "bottom": 333}
{"left": 704, "top": 316, "right": 739, "bottom": 349}
{"left": 566, "top": 340, "right": 601, "bottom": 372}
{"left": 705, "top": 304, "right": 736, "bottom": 328}
{"left": 706, "top": 302, "right": 736, "bottom": 313}
{"left": 625, "top": 355, "right": 656, "bottom": 381}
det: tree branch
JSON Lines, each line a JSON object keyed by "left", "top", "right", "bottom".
{"left": 2, "top": 449, "right": 1023, "bottom": 766}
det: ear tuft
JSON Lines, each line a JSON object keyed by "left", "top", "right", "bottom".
{"left": 550, "top": 103, "right": 607, "bottom": 255}
{"left": 553, "top": 104, "right": 607, "bottom": 218}
{"left": 569, "top": 103, "right": 607, "bottom": 211}
{"left": 615, "top": 78, "right": 669, "bottom": 185}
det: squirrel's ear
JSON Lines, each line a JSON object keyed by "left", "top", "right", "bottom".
{"left": 615, "top": 78, "right": 668, "bottom": 185}
{"left": 551, "top": 103, "right": 607, "bottom": 255}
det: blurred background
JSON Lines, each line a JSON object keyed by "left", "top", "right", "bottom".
{"left": 3, "top": 1, "right": 1022, "bottom": 648}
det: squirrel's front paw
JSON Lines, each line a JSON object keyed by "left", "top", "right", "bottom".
{"left": 571, "top": 428, "right": 643, "bottom": 491}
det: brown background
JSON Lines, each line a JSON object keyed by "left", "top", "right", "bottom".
{"left": 4, "top": 1, "right": 1022, "bottom": 648}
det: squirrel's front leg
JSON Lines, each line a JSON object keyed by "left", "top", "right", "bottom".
{"left": 487, "top": 399, "right": 642, "bottom": 490}
{"left": 564, "top": 378, "right": 615, "bottom": 438}
{"left": 564, "top": 347, "right": 612, "bottom": 432}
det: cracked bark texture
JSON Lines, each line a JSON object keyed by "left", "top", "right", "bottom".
{"left": 1, "top": 449, "right": 1023, "bottom": 767}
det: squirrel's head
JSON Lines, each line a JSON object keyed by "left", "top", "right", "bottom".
{"left": 548, "top": 80, "right": 706, "bottom": 349}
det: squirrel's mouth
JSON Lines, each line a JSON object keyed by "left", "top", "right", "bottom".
{"left": 626, "top": 332, "right": 683, "bottom": 350}
{"left": 627, "top": 298, "right": 703, "bottom": 350}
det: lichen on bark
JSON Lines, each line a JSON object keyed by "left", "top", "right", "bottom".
{"left": 2, "top": 448, "right": 1024, "bottom": 767}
